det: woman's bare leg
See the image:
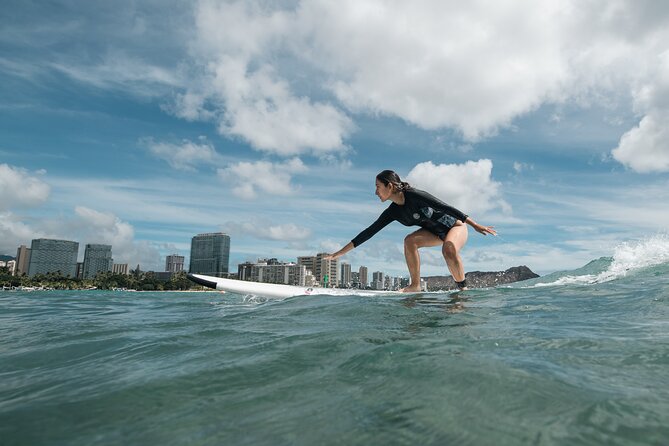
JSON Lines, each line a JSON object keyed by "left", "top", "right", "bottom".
{"left": 402, "top": 229, "right": 442, "bottom": 292}
{"left": 442, "top": 224, "right": 469, "bottom": 283}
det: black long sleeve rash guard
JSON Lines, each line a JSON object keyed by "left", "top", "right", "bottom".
{"left": 351, "top": 188, "right": 469, "bottom": 248}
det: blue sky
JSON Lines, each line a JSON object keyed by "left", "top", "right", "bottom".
{"left": 2, "top": 0, "right": 669, "bottom": 276}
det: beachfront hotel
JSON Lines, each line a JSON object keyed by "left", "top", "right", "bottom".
{"left": 27, "top": 239, "right": 79, "bottom": 278}
{"left": 297, "top": 254, "right": 340, "bottom": 287}
{"left": 82, "top": 244, "right": 113, "bottom": 279}
{"left": 189, "top": 232, "right": 230, "bottom": 277}
{"left": 238, "top": 259, "right": 308, "bottom": 286}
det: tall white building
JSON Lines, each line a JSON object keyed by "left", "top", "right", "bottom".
{"left": 315, "top": 253, "right": 339, "bottom": 287}
{"left": 358, "top": 266, "right": 368, "bottom": 288}
{"left": 0, "top": 260, "right": 16, "bottom": 275}
{"left": 239, "top": 259, "right": 307, "bottom": 286}
{"left": 372, "top": 271, "right": 385, "bottom": 290}
{"left": 340, "top": 262, "right": 352, "bottom": 288}
{"left": 297, "top": 256, "right": 316, "bottom": 276}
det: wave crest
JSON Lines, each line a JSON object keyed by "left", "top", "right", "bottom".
{"left": 529, "top": 234, "right": 669, "bottom": 287}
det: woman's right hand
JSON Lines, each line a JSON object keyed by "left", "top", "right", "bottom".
{"left": 475, "top": 224, "right": 497, "bottom": 236}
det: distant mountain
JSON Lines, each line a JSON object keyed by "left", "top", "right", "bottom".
{"left": 424, "top": 266, "right": 539, "bottom": 290}
{"left": 0, "top": 255, "right": 16, "bottom": 262}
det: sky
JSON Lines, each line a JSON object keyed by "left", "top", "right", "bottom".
{"left": 2, "top": 0, "right": 669, "bottom": 276}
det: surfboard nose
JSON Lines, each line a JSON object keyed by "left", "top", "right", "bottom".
{"left": 187, "top": 273, "right": 218, "bottom": 289}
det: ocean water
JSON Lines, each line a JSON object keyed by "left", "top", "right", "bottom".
{"left": 2, "top": 238, "right": 669, "bottom": 445}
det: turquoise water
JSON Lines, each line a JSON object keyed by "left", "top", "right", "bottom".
{"left": 2, "top": 243, "right": 669, "bottom": 445}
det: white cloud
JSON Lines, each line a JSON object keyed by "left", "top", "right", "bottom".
{"left": 50, "top": 50, "right": 182, "bottom": 96}
{"left": 311, "top": 1, "right": 574, "bottom": 140}
{"left": 181, "top": 0, "right": 667, "bottom": 144}
{"left": 211, "top": 61, "right": 355, "bottom": 156}
{"left": 612, "top": 52, "right": 669, "bottom": 172}
{"left": 0, "top": 164, "right": 50, "bottom": 211}
{"left": 612, "top": 113, "right": 669, "bottom": 172}
{"left": 143, "top": 137, "right": 218, "bottom": 171}
{"left": 0, "top": 211, "right": 43, "bottom": 254}
{"left": 177, "top": 0, "right": 669, "bottom": 164}
{"left": 173, "top": 1, "right": 355, "bottom": 156}
{"left": 220, "top": 221, "right": 312, "bottom": 241}
{"left": 69, "top": 206, "right": 162, "bottom": 269}
{"left": 218, "top": 158, "right": 307, "bottom": 199}
{"left": 10, "top": 0, "right": 667, "bottom": 167}
{"left": 513, "top": 162, "right": 534, "bottom": 173}
{"left": 168, "top": 91, "right": 215, "bottom": 122}
{"left": 405, "top": 160, "right": 509, "bottom": 216}
{"left": 0, "top": 203, "right": 162, "bottom": 270}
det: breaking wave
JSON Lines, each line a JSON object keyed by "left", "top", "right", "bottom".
{"left": 522, "top": 234, "right": 669, "bottom": 287}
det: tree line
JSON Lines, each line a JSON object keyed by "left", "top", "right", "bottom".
{"left": 0, "top": 267, "right": 203, "bottom": 291}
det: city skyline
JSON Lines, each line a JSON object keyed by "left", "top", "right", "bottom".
{"left": 0, "top": 234, "right": 384, "bottom": 278}
{"left": 4, "top": 234, "right": 396, "bottom": 288}
{"left": 2, "top": 2, "right": 669, "bottom": 276}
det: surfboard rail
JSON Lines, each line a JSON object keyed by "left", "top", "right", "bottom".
{"left": 187, "top": 273, "right": 404, "bottom": 298}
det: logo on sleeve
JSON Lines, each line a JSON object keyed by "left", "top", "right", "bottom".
{"left": 420, "top": 207, "right": 434, "bottom": 218}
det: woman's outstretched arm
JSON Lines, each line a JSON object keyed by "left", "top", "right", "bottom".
{"left": 323, "top": 242, "right": 354, "bottom": 260}
{"left": 325, "top": 207, "right": 395, "bottom": 260}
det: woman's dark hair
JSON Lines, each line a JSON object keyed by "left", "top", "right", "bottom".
{"left": 376, "top": 170, "right": 411, "bottom": 192}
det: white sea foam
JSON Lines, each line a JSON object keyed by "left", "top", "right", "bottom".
{"left": 531, "top": 234, "right": 669, "bottom": 287}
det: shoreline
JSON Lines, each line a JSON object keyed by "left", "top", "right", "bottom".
{"left": 1, "top": 288, "right": 221, "bottom": 293}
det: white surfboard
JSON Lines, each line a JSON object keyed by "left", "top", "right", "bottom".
{"left": 187, "top": 273, "right": 407, "bottom": 299}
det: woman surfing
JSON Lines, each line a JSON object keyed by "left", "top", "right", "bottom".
{"left": 325, "top": 170, "right": 497, "bottom": 292}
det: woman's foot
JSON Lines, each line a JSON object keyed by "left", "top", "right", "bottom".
{"left": 455, "top": 279, "right": 467, "bottom": 290}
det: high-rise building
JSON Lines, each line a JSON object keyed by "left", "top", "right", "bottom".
{"left": 15, "top": 245, "right": 31, "bottom": 276}
{"left": 238, "top": 261, "right": 255, "bottom": 281}
{"left": 83, "top": 244, "right": 113, "bottom": 279}
{"left": 27, "top": 239, "right": 79, "bottom": 277}
{"left": 113, "top": 263, "right": 129, "bottom": 275}
{"left": 6, "top": 260, "right": 16, "bottom": 276}
{"left": 315, "top": 253, "right": 339, "bottom": 287}
{"left": 372, "top": 271, "right": 384, "bottom": 290}
{"left": 189, "top": 233, "right": 230, "bottom": 277}
{"left": 297, "top": 256, "right": 316, "bottom": 276}
{"left": 240, "top": 259, "right": 307, "bottom": 286}
{"left": 340, "top": 262, "right": 352, "bottom": 288}
{"left": 0, "top": 260, "right": 16, "bottom": 275}
{"left": 351, "top": 271, "right": 360, "bottom": 288}
{"left": 165, "top": 254, "right": 185, "bottom": 273}
{"left": 358, "top": 266, "right": 368, "bottom": 288}
{"left": 298, "top": 254, "right": 340, "bottom": 287}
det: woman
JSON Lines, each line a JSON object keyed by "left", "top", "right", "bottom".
{"left": 325, "top": 170, "right": 496, "bottom": 292}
